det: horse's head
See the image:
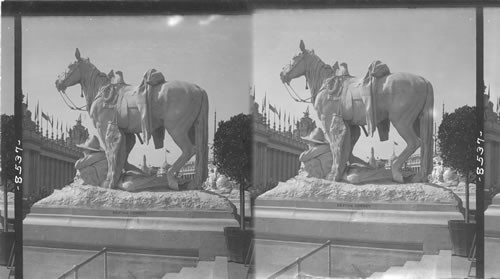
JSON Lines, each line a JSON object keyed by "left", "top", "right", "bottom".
{"left": 280, "top": 40, "right": 316, "bottom": 85}
{"left": 55, "top": 48, "right": 96, "bottom": 93}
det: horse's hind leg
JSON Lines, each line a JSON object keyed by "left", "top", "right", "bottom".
{"left": 122, "top": 133, "right": 144, "bottom": 174}
{"left": 348, "top": 125, "right": 370, "bottom": 167}
{"left": 166, "top": 126, "right": 196, "bottom": 190}
{"left": 390, "top": 113, "right": 421, "bottom": 183}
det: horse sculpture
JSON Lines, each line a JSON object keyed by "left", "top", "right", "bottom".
{"left": 55, "top": 49, "right": 208, "bottom": 190}
{"left": 280, "top": 40, "right": 434, "bottom": 183}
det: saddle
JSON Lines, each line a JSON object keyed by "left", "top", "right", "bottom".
{"left": 99, "top": 69, "right": 166, "bottom": 148}
{"left": 321, "top": 60, "right": 391, "bottom": 140}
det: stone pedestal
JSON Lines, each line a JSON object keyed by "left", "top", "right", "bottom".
{"left": 254, "top": 176, "right": 463, "bottom": 277}
{"left": 23, "top": 184, "right": 239, "bottom": 262}
{"left": 485, "top": 194, "right": 500, "bottom": 278}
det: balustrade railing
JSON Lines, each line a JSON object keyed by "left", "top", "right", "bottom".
{"left": 267, "top": 240, "right": 332, "bottom": 279}
{"left": 57, "top": 248, "right": 108, "bottom": 279}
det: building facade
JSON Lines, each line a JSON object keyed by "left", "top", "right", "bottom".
{"left": 22, "top": 101, "right": 84, "bottom": 199}
{"left": 253, "top": 102, "right": 308, "bottom": 193}
{"left": 484, "top": 94, "right": 500, "bottom": 194}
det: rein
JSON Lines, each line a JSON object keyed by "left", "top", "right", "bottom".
{"left": 283, "top": 82, "right": 312, "bottom": 103}
{"left": 58, "top": 87, "right": 87, "bottom": 111}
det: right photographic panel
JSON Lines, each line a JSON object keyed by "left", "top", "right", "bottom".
{"left": 484, "top": 7, "right": 500, "bottom": 279}
{"left": 252, "top": 8, "right": 478, "bottom": 279}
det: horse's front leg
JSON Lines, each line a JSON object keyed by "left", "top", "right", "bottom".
{"left": 102, "top": 122, "right": 127, "bottom": 189}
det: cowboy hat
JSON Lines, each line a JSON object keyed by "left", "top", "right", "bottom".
{"left": 76, "top": 135, "right": 103, "bottom": 152}
{"left": 301, "top": 127, "right": 328, "bottom": 144}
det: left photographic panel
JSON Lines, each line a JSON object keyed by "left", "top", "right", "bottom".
{"left": 1, "top": 15, "right": 17, "bottom": 279}
{"left": 21, "top": 15, "right": 252, "bottom": 278}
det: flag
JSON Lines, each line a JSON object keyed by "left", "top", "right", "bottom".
{"left": 497, "top": 96, "right": 499, "bottom": 113}
{"left": 42, "top": 112, "right": 51, "bottom": 126}
{"left": 269, "top": 104, "right": 278, "bottom": 114}
{"left": 51, "top": 115, "right": 54, "bottom": 127}
{"left": 278, "top": 108, "right": 281, "bottom": 119}
{"left": 35, "top": 101, "right": 39, "bottom": 121}
{"left": 262, "top": 94, "right": 266, "bottom": 114}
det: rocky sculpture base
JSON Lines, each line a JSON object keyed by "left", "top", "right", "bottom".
{"left": 24, "top": 183, "right": 239, "bottom": 262}
{"left": 259, "top": 175, "right": 460, "bottom": 203}
{"left": 255, "top": 175, "right": 463, "bottom": 255}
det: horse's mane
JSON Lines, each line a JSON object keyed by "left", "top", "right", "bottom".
{"left": 79, "top": 59, "right": 111, "bottom": 111}
{"left": 303, "top": 50, "right": 335, "bottom": 101}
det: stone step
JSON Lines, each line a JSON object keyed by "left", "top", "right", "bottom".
{"left": 162, "top": 258, "right": 223, "bottom": 279}
{"left": 435, "top": 250, "right": 452, "bottom": 279}
{"left": 178, "top": 262, "right": 215, "bottom": 279}
{"left": 368, "top": 255, "right": 436, "bottom": 279}
{"left": 368, "top": 250, "right": 464, "bottom": 279}
{"left": 415, "top": 254, "right": 439, "bottom": 279}
{"left": 213, "top": 257, "right": 229, "bottom": 279}
{"left": 178, "top": 267, "right": 197, "bottom": 278}
{"left": 368, "top": 271, "right": 384, "bottom": 279}
{"left": 399, "top": 262, "right": 420, "bottom": 279}
{"left": 381, "top": 266, "right": 405, "bottom": 278}
{"left": 161, "top": 272, "right": 179, "bottom": 279}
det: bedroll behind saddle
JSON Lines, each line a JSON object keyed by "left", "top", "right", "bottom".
{"left": 137, "top": 69, "right": 166, "bottom": 145}
{"left": 361, "top": 60, "right": 391, "bottom": 137}
{"left": 362, "top": 60, "right": 391, "bottom": 85}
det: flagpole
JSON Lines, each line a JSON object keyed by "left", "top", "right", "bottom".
{"left": 40, "top": 111, "right": 43, "bottom": 135}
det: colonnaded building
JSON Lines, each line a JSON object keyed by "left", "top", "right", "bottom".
{"left": 252, "top": 97, "right": 310, "bottom": 194}
{"left": 22, "top": 99, "right": 85, "bottom": 201}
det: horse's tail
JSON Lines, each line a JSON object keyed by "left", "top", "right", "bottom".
{"left": 420, "top": 81, "right": 434, "bottom": 181}
{"left": 194, "top": 89, "right": 209, "bottom": 188}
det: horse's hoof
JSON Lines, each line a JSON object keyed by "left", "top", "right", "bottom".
{"left": 392, "top": 172, "right": 404, "bottom": 183}
{"left": 326, "top": 172, "right": 336, "bottom": 181}
{"left": 168, "top": 182, "right": 179, "bottom": 191}
{"left": 167, "top": 176, "right": 179, "bottom": 190}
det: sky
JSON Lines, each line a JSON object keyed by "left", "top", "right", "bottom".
{"left": 253, "top": 8, "right": 478, "bottom": 161}
{"left": 12, "top": 15, "right": 252, "bottom": 166}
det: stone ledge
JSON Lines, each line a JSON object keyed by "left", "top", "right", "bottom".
{"left": 256, "top": 206, "right": 462, "bottom": 225}
{"left": 24, "top": 211, "right": 238, "bottom": 260}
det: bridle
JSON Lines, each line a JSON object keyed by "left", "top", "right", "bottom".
{"left": 282, "top": 54, "right": 312, "bottom": 104}
{"left": 57, "top": 61, "right": 88, "bottom": 111}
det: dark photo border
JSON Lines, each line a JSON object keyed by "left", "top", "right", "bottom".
{"left": 1, "top": 1, "right": 492, "bottom": 278}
